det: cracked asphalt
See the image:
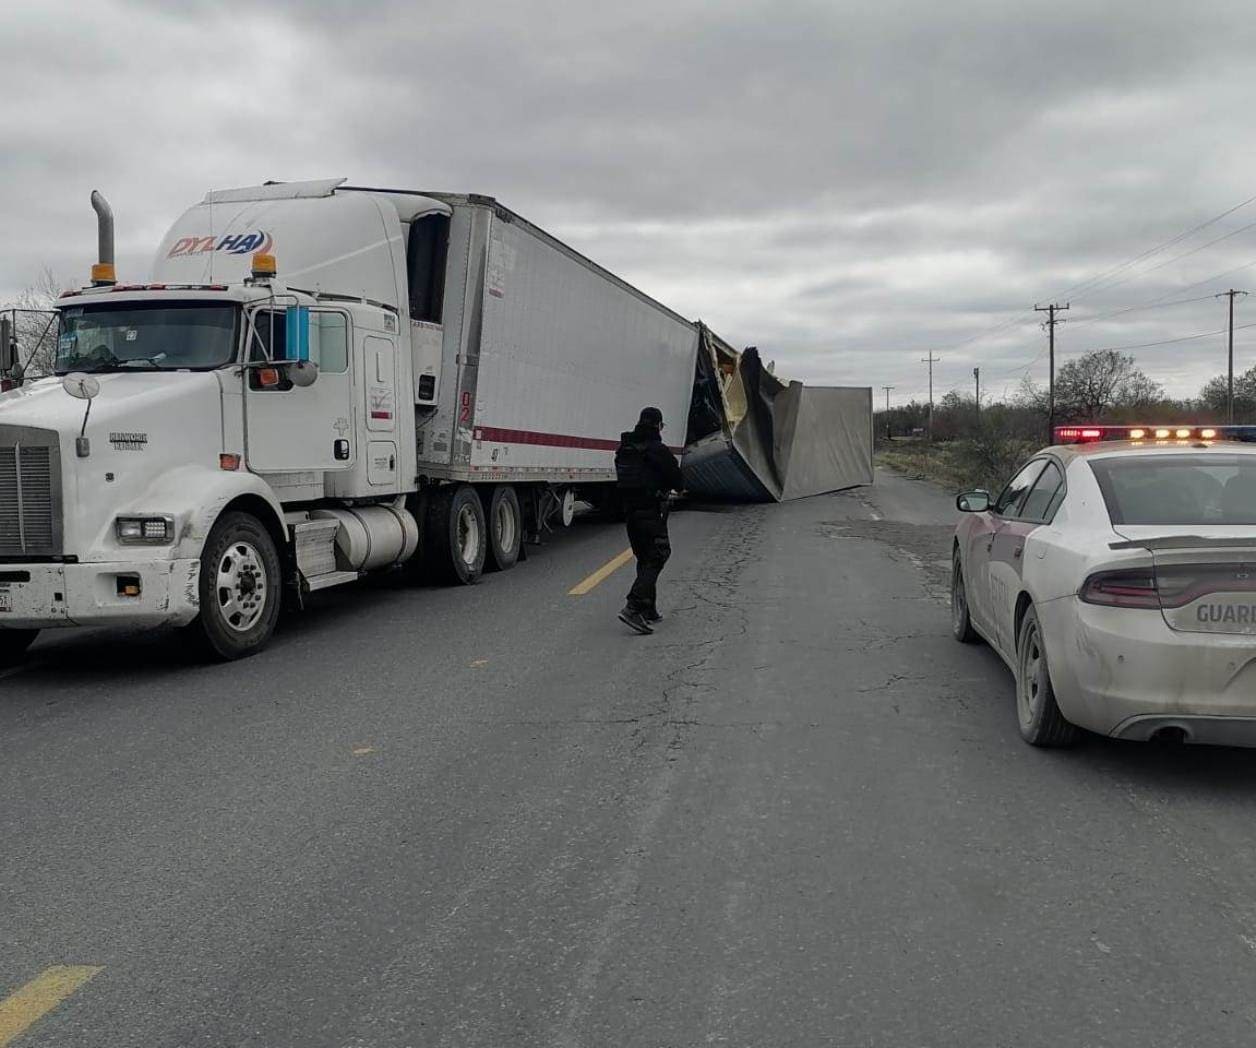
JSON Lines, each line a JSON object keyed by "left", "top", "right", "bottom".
{"left": 6, "top": 468, "right": 1256, "bottom": 1046}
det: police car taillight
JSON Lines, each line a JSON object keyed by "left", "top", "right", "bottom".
{"left": 1054, "top": 424, "right": 1256, "bottom": 445}
{"left": 1079, "top": 569, "right": 1160, "bottom": 608}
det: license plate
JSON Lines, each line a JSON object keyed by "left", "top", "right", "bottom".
{"left": 0, "top": 589, "right": 10, "bottom": 612}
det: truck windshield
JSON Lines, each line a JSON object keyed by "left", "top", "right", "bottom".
{"left": 56, "top": 302, "right": 239, "bottom": 373}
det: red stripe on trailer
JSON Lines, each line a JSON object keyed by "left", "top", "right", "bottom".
{"left": 476, "top": 425, "right": 683, "bottom": 454}
{"left": 370, "top": 411, "right": 392, "bottom": 419}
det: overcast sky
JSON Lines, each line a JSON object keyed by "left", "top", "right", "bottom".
{"left": 4, "top": 0, "right": 1256, "bottom": 404}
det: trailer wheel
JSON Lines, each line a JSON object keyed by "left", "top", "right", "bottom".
{"left": 0, "top": 629, "right": 38, "bottom": 667}
{"left": 485, "top": 485, "right": 522, "bottom": 572}
{"left": 425, "top": 485, "right": 486, "bottom": 585}
{"left": 189, "top": 511, "right": 282, "bottom": 661}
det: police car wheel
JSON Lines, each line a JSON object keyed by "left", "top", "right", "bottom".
{"left": 1015, "top": 606, "right": 1080, "bottom": 748}
{"left": 484, "top": 485, "right": 521, "bottom": 572}
{"left": 0, "top": 628, "right": 38, "bottom": 666}
{"left": 951, "top": 550, "right": 979, "bottom": 644}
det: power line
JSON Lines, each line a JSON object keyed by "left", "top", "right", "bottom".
{"left": 1064, "top": 256, "right": 1256, "bottom": 336}
{"left": 1093, "top": 324, "right": 1248, "bottom": 353}
{"left": 993, "top": 317, "right": 1256, "bottom": 384}
{"left": 934, "top": 192, "right": 1256, "bottom": 358}
{"left": 1070, "top": 293, "right": 1219, "bottom": 329}
{"left": 937, "top": 310, "right": 1038, "bottom": 355}
{"left": 989, "top": 348, "right": 1047, "bottom": 381}
{"left": 1069, "top": 216, "right": 1256, "bottom": 305}
{"left": 1056, "top": 192, "right": 1256, "bottom": 304}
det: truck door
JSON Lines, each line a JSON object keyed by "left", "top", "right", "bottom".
{"left": 362, "top": 334, "right": 399, "bottom": 488}
{"left": 245, "top": 308, "right": 355, "bottom": 472}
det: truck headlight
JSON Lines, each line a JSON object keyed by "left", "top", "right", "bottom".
{"left": 115, "top": 515, "right": 175, "bottom": 544}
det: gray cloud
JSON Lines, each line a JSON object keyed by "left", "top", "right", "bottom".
{"left": 5, "top": 0, "right": 1256, "bottom": 403}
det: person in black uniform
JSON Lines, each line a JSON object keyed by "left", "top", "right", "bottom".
{"left": 614, "top": 406, "right": 684, "bottom": 634}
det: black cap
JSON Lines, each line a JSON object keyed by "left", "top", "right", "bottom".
{"left": 638, "top": 406, "right": 663, "bottom": 428}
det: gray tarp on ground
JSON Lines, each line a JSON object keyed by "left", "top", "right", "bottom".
{"left": 681, "top": 341, "right": 873, "bottom": 502}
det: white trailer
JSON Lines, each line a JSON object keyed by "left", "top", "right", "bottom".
{"left": 387, "top": 189, "right": 697, "bottom": 577}
{"left": 0, "top": 179, "right": 698, "bottom": 659}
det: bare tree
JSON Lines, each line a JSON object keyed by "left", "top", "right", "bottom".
{"left": 1018, "top": 350, "right": 1161, "bottom": 422}
{"left": 3, "top": 266, "right": 62, "bottom": 378}
{"left": 1199, "top": 365, "right": 1256, "bottom": 421}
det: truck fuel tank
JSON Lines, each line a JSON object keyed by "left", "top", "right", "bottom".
{"left": 310, "top": 504, "right": 419, "bottom": 573}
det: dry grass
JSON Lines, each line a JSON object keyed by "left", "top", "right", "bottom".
{"left": 877, "top": 436, "right": 1040, "bottom": 494}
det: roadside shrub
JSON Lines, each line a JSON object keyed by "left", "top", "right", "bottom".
{"left": 954, "top": 431, "right": 1038, "bottom": 494}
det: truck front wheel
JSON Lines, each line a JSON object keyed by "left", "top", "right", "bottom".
{"left": 0, "top": 629, "right": 38, "bottom": 667}
{"left": 191, "top": 511, "right": 282, "bottom": 660}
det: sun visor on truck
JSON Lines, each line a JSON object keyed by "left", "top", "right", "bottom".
{"left": 201, "top": 178, "right": 349, "bottom": 203}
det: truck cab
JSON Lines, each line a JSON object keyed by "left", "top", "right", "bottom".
{"left": 0, "top": 180, "right": 433, "bottom": 660}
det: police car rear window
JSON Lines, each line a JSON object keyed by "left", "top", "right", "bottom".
{"left": 1089, "top": 454, "right": 1256, "bottom": 525}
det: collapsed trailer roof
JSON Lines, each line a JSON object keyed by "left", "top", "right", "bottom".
{"left": 682, "top": 332, "right": 873, "bottom": 502}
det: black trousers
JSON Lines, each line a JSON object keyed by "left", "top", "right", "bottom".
{"left": 625, "top": 506, "right": 671, "bottom": 614}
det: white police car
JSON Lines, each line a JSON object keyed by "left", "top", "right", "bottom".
{"left": 952, "top": 425, "right": 1256, "bottom": 747}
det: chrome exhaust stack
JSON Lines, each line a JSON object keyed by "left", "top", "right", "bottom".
{"left": 90, "top": 190, "right": 116, "bottom": 286}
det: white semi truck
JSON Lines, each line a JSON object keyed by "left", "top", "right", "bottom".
{"left": 0, "top": 179, "right": 700, "bottom": 660}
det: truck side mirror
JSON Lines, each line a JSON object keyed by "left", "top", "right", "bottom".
{"left": 0, "top": 317, "right": 14, "bottom": 374}
{"left": 286, "top": 359, "right": 319, "bottom": 388}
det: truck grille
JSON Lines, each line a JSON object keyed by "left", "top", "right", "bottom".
{"left": 0, "top": 428, "right": 62, "bottom": 557}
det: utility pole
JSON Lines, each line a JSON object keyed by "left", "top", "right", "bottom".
{"left": 1035, "top": 302, "right": 1069, "bottom": 439}
{"left": 881, "top": 385, "right": 895, "bottom": 439}
{"left": 921, "top": 353, "right": 940, "bottom": 440}
{"left": 1217, "top": 289, "right": 1248, "bottom": 423}
{"left": 973, "top": 367, "right": 981, "bottom": 425}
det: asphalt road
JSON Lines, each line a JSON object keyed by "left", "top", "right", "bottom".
{"left": 5, "top": 468, "right": 1256, "bottom": 1047}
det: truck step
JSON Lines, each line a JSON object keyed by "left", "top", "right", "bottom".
{"left": 303, "top": 570, "right": 361, "bottom": 592}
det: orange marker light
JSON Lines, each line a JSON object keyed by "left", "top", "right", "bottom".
{"left": 251, "top": 252, "right": 277, "bottom": 278}
{"left": 1129, "top": 428, "right": 1146, "bottom": 439}
{"left": 1176, "top": 428, "right": 1192, "bottom": 438}
{"left": 1155, "top": 428, "right": 1171, "bottom": 439}
{"left": 1201, "top": 428, "right": 1217, "bottom": 439}
{"left": 219, "top": 453, "right": 241, "bottom": 471}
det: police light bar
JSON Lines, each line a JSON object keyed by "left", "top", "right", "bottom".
{"left": 1053, "top": 424, "right": 1256, "bottom": 445}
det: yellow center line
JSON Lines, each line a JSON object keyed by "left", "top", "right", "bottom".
{"left": 569, "top": 548, "right": 635, "bottom": 596}
{"left": 0, "top": 966, "right": 103, "bottom": 1046}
